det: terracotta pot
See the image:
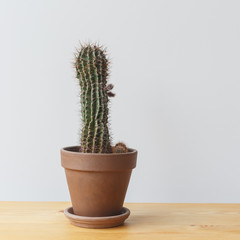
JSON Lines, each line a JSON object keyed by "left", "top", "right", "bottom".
{"left": 61, "top": 146, "right": 137, "bottom": 217}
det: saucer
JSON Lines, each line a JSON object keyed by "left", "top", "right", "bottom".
{"left": 64, "top": 206, "right": 130, "bottom": 228}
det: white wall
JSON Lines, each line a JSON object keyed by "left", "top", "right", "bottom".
{"left": 0, "top": 0, "right": 240, "bottom": 202}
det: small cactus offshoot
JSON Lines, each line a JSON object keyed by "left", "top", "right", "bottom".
{"left": 114, "top": 142, "right": 128, "bottom": 153}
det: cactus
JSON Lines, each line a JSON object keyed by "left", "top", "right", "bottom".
{"left": 114, "top": 142, "right": 128, "bottom": 153}
{"left": 75, "top": 44, "right": 115, "bottom": 153}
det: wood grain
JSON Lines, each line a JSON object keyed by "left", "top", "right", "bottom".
{"left": 0, "top": 202, "right": 240, "bottom": 240}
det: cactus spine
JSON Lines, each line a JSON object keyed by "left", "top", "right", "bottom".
{"left": 75, "top": 44, "right": 114, "bottom": 153}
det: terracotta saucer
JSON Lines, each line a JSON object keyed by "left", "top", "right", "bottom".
{"left": 64, "top": 207, "right": 130, "bottom": 228}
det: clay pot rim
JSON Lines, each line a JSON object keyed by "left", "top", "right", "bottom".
{"left": 61, "top": 146, "right": 137, "bottom": 156}
{"left": 61, "top": 146, "right": 137, "bottom": 171}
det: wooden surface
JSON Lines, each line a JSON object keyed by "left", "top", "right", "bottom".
{"left": 0, "top": 202, "right": 240, "bottom": 240}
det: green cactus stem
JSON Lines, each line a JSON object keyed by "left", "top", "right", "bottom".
{"left": 75, "top": 43, "right": 114, "bottom": 153}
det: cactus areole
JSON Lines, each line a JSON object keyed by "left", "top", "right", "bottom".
{"left": 75, "top": 44, "right": 127, "bottom": 153}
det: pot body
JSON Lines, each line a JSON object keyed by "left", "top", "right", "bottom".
{"left": 61, "top": 146, "right": 137, "bottom": 217}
